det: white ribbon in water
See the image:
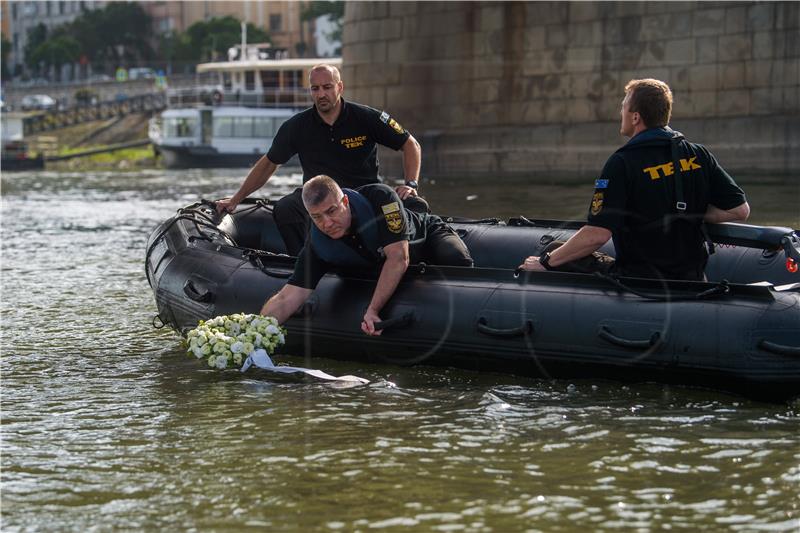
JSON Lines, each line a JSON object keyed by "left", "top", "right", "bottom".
{"left": 241, "top": 349, "right": 369, "bottom": 385}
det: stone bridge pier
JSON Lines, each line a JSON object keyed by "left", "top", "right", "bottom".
{"left": 342, "top": 1, "right": 799, "bottom": 182}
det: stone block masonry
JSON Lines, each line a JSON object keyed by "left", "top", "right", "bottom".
{"left": 342, "top": 1, "right": 799, "bottom": 181}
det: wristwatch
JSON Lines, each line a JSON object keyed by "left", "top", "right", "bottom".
{"left": 539, "top": 252, "right": 554, "bottom": 271}
{"left": 405, "top": 180, "right": 418, "bottom": 189}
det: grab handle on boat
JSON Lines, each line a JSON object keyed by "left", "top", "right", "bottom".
{"left": 374, "top": 312, "right": 414, "bottom": 332}
{"left": 183, "top": 278, "right": 214, "bottom": 303}
{"left": 476, "top": 317, "right": 533, "bottom": 338}
{"left": 758, "top": 339, "right": 800, "bottom": 357}
{"left": 598, "top": 326, "right": 661, "bottom": 349}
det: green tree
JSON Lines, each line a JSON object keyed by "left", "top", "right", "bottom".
{"left": 29, "top": 36, "right": 81, "bottom": 81}
{"left": 301, "top": 1, "right": 344, "bottom": 55}
{"left": 185, "top": 16, "right": 270, "bottom": 62}
{"left": 1, "top": 35, "right": 11, "bottom": 81}
{"left": 24, "top": 23, "right": 49, "bottom": 72}
{"left": 64, "top": 2, "right": 152, "bottom": 71}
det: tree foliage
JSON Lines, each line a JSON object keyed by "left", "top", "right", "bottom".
{"left": 301, "top": 1, "right": 344, "bottom": 54}
{"left": 1, "top": 35, "right": 11, "bottom": 80}
{"left": 23, "top": 2, "right": 154, "bottom": 74}
{"left": 29, "top": 36, "right": 81, "bottom": 71}
{"left": 185, "top": 17, "right": 270, "bottom": 62}
{"left": 24, "top": 23, "right": 49, "bottom": 69}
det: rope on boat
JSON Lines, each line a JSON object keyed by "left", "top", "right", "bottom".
{"left": 593, "top": 272, "right": 731, "bottom": 302}
{"left": 144, "top": 203, "right": 237, "bottom": 287}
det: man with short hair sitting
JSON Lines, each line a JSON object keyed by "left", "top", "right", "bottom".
{"left": 261, "top": 175, "right": 473, "bottom": 335}
{"left": 520, "top": 78, "right": 749, "bottom": 281}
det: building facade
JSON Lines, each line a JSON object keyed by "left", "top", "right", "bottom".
{"left": 141, "top": 1, "right": 315, "bottom": 58}
{"left": 2, "top": 0, "right": 104, "bottom": 77}
{"left": 2, "top": 0, "right": 324, "bottom": 82}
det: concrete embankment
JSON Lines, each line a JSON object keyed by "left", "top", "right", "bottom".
{"left": 29, "top": 112, "right": 158, "bottom": 170}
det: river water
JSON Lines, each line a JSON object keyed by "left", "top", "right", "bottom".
{"left": 2, "top": 168, "right": 798, "bottom": 531}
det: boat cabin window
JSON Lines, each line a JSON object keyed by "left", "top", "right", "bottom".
{"left": 164, "top": 117, "right": 198, "bottom": 138}
{"left": 245, "top": 71, "right": 256, "bottom": 91}
{"left": 287, "top": 70, "right": 304, "bottom": 88}
{"left": 213, "top": 116, "right": 279, "bottom": 138}
{"left": 222, "top": 72, "right": 232, "bottom": 91}
{"left": 253, "top": 117, "right": 279, "bottom": 138}
{"left": 261, "top": 70, "right": 279, "bottom": 89}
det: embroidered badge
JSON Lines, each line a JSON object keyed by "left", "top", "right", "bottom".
{"left": 381, "top": 202, "right": 403, "bottom": 233}
{"left": 594, "top": 178, "right": 609, "bottom": 189}
{"left": 381, "top": 202, "right": 400, "bottom": 214}
{"left": 388, "top": 118, "right": 405, "bottom": 134}
{"left": 379, "top": 111, "right": 390, "bottom": 123}
{"left": 590, "top": 192, "right": 604, "bottom": 215}
{"left": 385, "top": 212, "right": 404, "bottom": 233}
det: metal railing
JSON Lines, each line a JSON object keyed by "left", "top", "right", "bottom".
{"left": 22, "top": 93, "right": 167, "bottom": 135}
{"left": 166, "top": 87, "right": 311, "bottom": 109}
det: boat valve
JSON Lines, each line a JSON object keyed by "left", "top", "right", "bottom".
{"left": 782, "top": 233, "right": 800, "bottom": 273}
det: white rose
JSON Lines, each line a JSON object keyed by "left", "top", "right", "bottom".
{"left": 215, "top": 355, "right": 228, "bottom": 369}
{"left": 230, "top": 341, "right": 244, "bottom": 354}
{"left": 266, "top": 324, "right": 280, "bottom": 335}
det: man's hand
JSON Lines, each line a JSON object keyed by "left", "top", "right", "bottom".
{"left": 216, "top": 197, "right": 238, "bottom": 214}
{"left": 519, "top": 256, "right": 547, "bottom": 271}
{"left": 361, "top": 307, "right": 382, "bottom": 336}
{"left": 394, "top": 185, "right": 417, "bottom": 200}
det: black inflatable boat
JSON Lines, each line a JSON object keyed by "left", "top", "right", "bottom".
{"left": 146, "top": 199, "right": 800, "bottom": 401}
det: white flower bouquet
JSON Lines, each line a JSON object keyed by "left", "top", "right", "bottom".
{"left": 185, "top": 313, "right": 286, "bottom": 370}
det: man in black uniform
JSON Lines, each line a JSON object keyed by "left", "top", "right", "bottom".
{"left": 260, "top": 175, "right": 473, "bottom": 336}
{"left": 520, "top": 78, "right": 750, "bottom": 281}
{"left": 216, "top": 64, "right": 427, "bottom": 255}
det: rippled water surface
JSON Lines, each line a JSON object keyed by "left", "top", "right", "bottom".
{"left": 2, "top": 169, "right": 799, "bottom": 531}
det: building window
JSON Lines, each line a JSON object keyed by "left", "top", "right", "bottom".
{"left": 11, "top": 3, "right": 16, "bottom": 19}
{"left": 46, "top": 2, "right": 51, "bottom": 15}
{"left": 269, "top": 14, "right": 282, "bottom": 32}
{"left": 60, "top": 1, "right": 65, "bottom": 15}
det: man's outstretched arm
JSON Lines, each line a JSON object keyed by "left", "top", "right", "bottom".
{"left": 260, "top": 283, "right": 313, "bottom": 324}
{"left": 361, "top": 240, "right": 410, "bottom": 336}
{"left": 519, "top": 225, "right": 612, "bottom": 271}
{"left": 217, "top": 155, "right": 280, "bottom": 213}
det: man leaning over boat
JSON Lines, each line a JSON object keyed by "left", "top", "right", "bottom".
{"left": 520, "top": 78, "right": 750, "bottom": 281}
{"left": 260, "top": 175, "right": 473, "bottom": 336}
{"left": 216, "top": 64, "right": 428, "bottom": 255}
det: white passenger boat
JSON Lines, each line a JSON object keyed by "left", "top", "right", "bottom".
{"left": 149, "top": 44, "right": 341, "bottom": 169}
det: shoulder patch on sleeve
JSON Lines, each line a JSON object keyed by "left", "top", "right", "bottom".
{"left": 382, "top": 202, "right": 404, "bottom": 234}
{"left": 590, "top": 192, "right": 604, "bottom": 215}
{"left": 381, "top": 201, "right": 400, "bottom": 214}
{"left": 379, "top": 111, "right": 390, "bottom": 123}
{"left": 594, "top": 178, "right": 609, "bottom": 189}
{"left": 388, "top": 118, "right": 405, "bottom": 134}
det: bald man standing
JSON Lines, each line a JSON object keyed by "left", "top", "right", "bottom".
{"left": 217, "top": 64, "right": 427, "bottom": 255}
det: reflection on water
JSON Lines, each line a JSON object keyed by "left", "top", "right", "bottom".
{"left": 1, "top": 169, "right": 799, "bottom": 531}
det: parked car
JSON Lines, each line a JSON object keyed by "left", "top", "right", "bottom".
{"left": 129, "top": 68, "right": 156, "bottom": 80}
{"left": 21, "top": 94, "right": 57, "bottom": 111}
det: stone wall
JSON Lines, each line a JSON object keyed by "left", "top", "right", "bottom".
{"left": 342, "top": 1, "right": 799, "bottom": 181}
